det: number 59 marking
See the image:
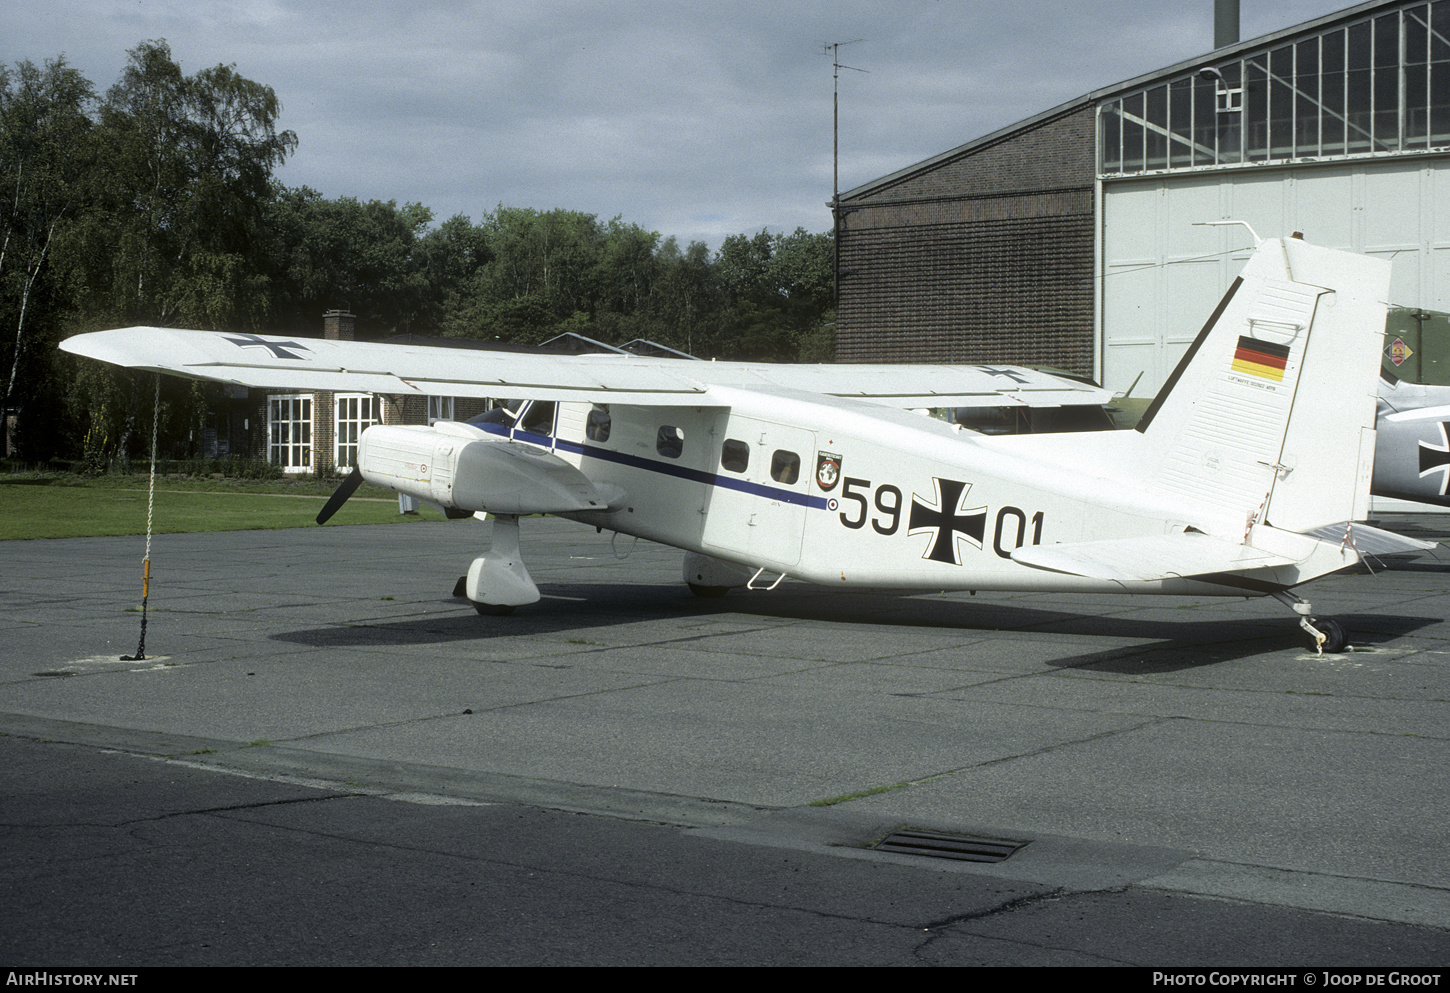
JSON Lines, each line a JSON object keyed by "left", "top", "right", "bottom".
{"left": 838, "top": 477, "right": 902, "bottom": 535}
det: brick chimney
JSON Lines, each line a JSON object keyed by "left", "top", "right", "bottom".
{"left": 323, "top": 309, "right": 356, "bottom": 341}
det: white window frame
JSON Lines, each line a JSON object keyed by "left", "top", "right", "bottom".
{"left": 268, "top": 394, "right": 313, "bottom": 472}
{"left": 427, "top": 396, "right": 455, "bottom": 424}
{"left": 335, "top": 393, "right": 380, "bottom": 472}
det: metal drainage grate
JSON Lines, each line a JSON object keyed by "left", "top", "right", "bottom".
{"left": 873, "top": 829, "right": 1027, "bottom": 863}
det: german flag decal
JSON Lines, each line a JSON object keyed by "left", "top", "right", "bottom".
{"left": 1231, "top": 336, "right": 1290, "bottom": 382}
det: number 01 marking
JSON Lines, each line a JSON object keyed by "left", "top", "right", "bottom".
{"left": 993, "top": 507, "right": 1043, "bottom": 558}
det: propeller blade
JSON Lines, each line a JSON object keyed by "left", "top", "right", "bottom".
{"left": 316, "top": 466, "right": 364, "bottom": 525}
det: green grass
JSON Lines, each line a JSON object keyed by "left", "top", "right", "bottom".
{"left": 0, "top": 471, "right": 460, "bottom": 540}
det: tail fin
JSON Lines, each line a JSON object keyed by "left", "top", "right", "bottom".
{"left": 1135, "top": 238, "right": 1390, "bottom": 535}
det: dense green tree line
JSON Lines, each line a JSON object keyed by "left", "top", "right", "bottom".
{"left": 0, "top": 41, "right": 834, "bottom": 463}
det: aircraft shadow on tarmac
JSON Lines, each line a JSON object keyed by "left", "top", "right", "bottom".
{"left": 1349, "top": 556, "right": 1450, "bottom": 574}
{"left": 266, "top": 581, "right": 1442, "bottom": 672}
{"left": 1035, "top": 613, "right": 1439, "bottom": 674}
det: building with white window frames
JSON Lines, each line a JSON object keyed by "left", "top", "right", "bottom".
{"left": 253, "top": 311, "right": 477, "bottom": 474}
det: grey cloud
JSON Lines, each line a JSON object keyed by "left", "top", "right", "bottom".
{"left": 3, "top": 0, "right": 1353, "bottom": 246}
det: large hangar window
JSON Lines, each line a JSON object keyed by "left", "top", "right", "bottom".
{"left": 1099, "top": 1, "right": 1450, "bottom": 176}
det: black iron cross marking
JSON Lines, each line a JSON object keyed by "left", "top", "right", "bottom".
{"left": 978, "top": 366, "right": 1031, "bottom": 384}
{"left": 224, "top": 333, "right": 310, "bottom": 360}
{"left": 1418, "top": 421, "right": 1450, "bottom": 496}
{"left": 908, "top": 477, "right": 987, "bottom": 565}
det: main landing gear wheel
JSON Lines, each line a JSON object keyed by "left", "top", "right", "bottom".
{"left": 455, "top": 574, "right": 513, "bottom": 613}
{"left": 462, "top": 514, "right": 538, "bottom": 617}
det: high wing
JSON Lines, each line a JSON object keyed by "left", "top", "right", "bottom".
{"left": 58, "top": 326, "right": 1112, "bottom": 409}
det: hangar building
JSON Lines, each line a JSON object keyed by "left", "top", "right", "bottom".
{"left": 833, "top": 0, "right": 1450, "bottom": 394}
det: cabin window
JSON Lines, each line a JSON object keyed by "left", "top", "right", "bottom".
{"left": 951, "top": 406, "right": 1020, "bottom": 435}
{"left": 720, "top": 439, "right": 749, "bottom": 472}
{"left": 770, "top": 450, "right": 800, "bottom": 484}
{"left": 1030, "top": 405, "right": 1115, "bottom": 433}
{"left": 586, "top": 405, "right": 611, "bottom": 442}
{"left": 656, "top": 425, "right": 684, "bottom": 459}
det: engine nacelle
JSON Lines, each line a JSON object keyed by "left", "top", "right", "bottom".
{"left": 357, "top": 421, "right": 619, "bottom": 515}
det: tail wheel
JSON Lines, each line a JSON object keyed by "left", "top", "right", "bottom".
{"left": 1314, "top": 618, "right": 1347, "bottom": 654}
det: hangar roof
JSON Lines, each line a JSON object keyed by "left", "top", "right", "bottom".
{"left": 1088, "top": 0, "right": 1396, "bottom": 102}
{"left": 839, "top": 0, "right": 1414, "bottom": 201}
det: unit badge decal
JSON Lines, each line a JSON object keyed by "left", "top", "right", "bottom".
{"left": 1387, "top": 336, "right": 1414, "bottom": 367}
{"left": 816, "top": 452, "right": 842, "bottom": 491}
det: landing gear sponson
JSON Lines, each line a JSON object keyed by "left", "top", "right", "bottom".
{"left": 465, "top": 515, "right": 539, "bottom": 616}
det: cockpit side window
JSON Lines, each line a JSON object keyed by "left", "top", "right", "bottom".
{"left": 520, "top": 401, "right": 556, "bottom": 435}
{"left": 586, "top": 405, "right": 611, "bottom": 442}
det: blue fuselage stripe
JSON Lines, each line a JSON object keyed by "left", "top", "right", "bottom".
{"left": 480, "top": 422, "right": 830, "bottom": 509}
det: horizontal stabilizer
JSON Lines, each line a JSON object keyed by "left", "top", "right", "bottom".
{"left": 1011, "top": 532, "right": 1299, "bottom": 583}
{"left": 1301, "top": 522, "right": 1436, "bottom": 556}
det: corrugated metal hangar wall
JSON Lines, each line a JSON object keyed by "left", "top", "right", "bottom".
{"left": 1102, "top": 159, "right": 1449, "bottom": 394}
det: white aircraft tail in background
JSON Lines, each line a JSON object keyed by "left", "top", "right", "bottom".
{"left": 61, "top": 236, "right": 1431, "bottom": 653}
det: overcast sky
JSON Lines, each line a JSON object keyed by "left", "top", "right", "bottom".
{"left": 4, "top": 0, "right": 1358, "bottom": 248}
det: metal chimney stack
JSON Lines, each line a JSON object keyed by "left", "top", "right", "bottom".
{"left": 1215, "top": 0, "right": 1240, "bottom": 49}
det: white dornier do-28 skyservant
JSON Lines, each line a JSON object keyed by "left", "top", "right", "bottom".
{"left": 63, "top": 236, "right": 1433, "bottom": 654}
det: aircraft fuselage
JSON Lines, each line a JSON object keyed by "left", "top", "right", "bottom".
{"left": 467, "top": 388, "right": 1305, "bottom": 598}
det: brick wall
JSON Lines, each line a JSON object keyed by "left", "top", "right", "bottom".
{"left": 836, "top": 103, "right": 1097, "bottom": 377}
